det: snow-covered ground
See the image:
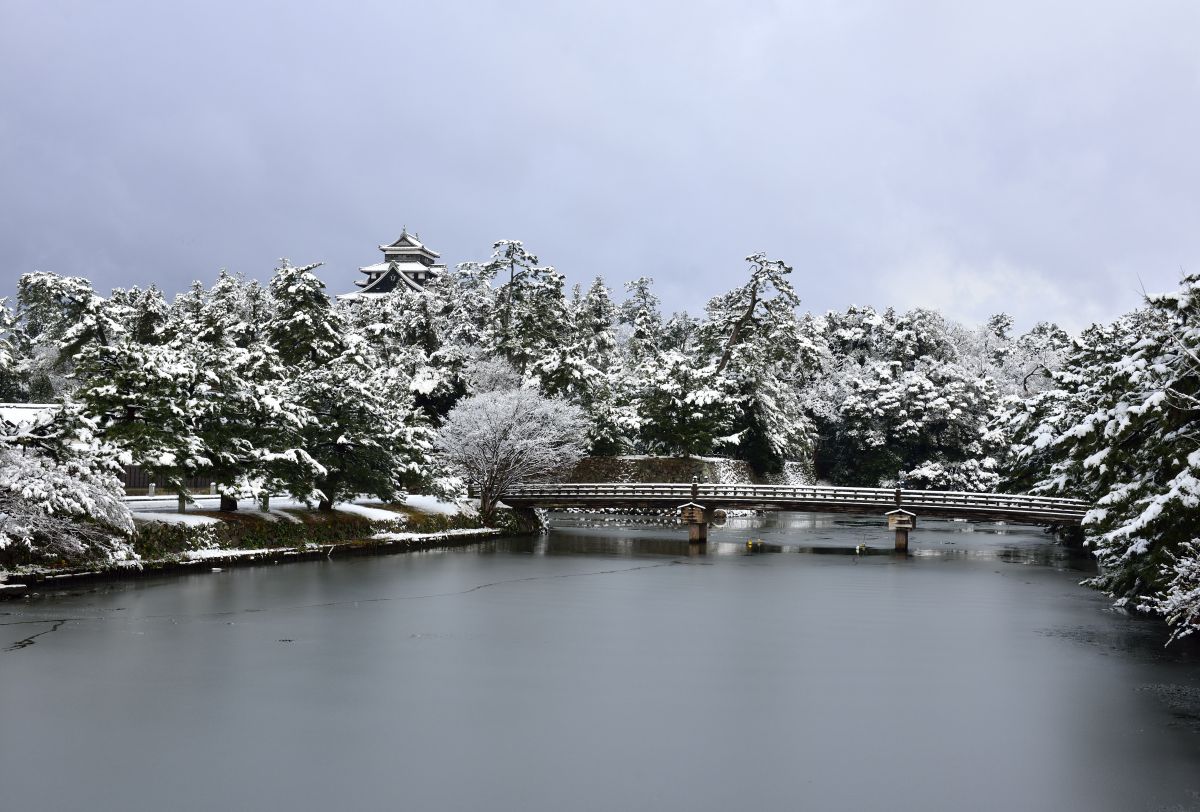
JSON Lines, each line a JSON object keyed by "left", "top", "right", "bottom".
{"left": 124, "top": 494, "right": 464, "bottom": 524}
{"left": 130, "top": 511, "right": 222, "bottom": 527}
{"left": 331, "top": 503, "right": 406, "bottom": 522}
{"left": 401, "top": 494, "right": 474, "bottom": 515}
{"left": 0, "top": 402, "right": 58, "bottom": 426}
{"left": 176, "top": 528, "right": 500, "bottom": 562}
{"left": 183, "top": 546, "right": 292, "bottom": 560}
{"left": 372, "top": 528, "right": 500, "bottom": 542}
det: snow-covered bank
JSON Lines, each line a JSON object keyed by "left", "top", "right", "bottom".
{"left": 129, "top": 511, "right": 222, "bottom": 527}
{"left": 180, "top": 527, "right": 503, "bottom": 562}
{"left": 0, "top": 493, "right": 499, "bottom": 591}
{"left": 4, "top": 527, "right": 504, "bottom": 592}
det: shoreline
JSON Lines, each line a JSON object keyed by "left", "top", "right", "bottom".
{"left": 0, "top": 527, "right": 504, "bottom": 596}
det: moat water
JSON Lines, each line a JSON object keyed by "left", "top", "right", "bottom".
{"left": 2, "top": 512, "right": 1199, "bottom": 811}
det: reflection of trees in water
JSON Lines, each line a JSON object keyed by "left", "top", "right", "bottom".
{"left": 996, "top": 545, "right": 1097, "bottom": 572}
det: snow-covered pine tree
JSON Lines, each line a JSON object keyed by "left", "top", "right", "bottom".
{"left": 697, "top": 253, "right": 819, "bottom": 474}
{"left": 16, "top": 272, "right": 126, "bottom": 397}
{"left": 812, "top": 305, "right": 999, "bottom": 488}
{"left": 630, "top": 349, "right": 730, "bottom": 457}
{"left": 189, "top": 273, "right": 315, "bottom": 511}
{"left": 265, "top": 262, "right": 434, "bottom": 509}
{"left": 267, "top": 259, "right": 345, "bottom": 367}
{"left": 72, "top": 334, "right": 210, "bottom": 508}
{"left": 612, "top": 276, "right": 726, "bottom": 455}
{"left": 1003, "top": 279, "right": 1200, "bottom": 640}
{"left": 0, "top": 404, "right": 134, "bottom": 567}
{"left": 108, "top": 285, "right": 173, "bottom": 346}
{"left": 0, "top": 298, "right": 28, "bottom": 402}
{"left": 562, "top": 277, "right": 638, "bottom": 454}
{"left": 573, "top": 278, "right": 619, "bottom": 371}
{"left": 340, "top": 287, "right": 467, "bottom": 423}
{"left": 291, "top": 334, "right": 436, "bottom": 510}
{"left": 620, "top": 277, "right": 663, "bottom": 365}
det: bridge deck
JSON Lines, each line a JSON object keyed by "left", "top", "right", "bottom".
{"left": 499, "top": 483, "right": 1088, "bottom": 525}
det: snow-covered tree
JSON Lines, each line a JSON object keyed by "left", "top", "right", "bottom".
{"left": 16, "top": 272, "right": 125, "bottom": 398}
{"left": 620, "top": 277, "right": 663, "bottom": 364}
{"left": 828, "top": 359, "right": 1002, "bottom": 490}
{"left": 268, "top": 259, "right": 345, "bottom": 367}
{"left": 437, "top": 369, "right": 587, "bottom": 523}
{"left": 951, "top": 313, "right": 1070, "bottom": 396}
{"left": 573, "top": 278, "right": 619, "bottom": 370}
{"left": 264, "top": 259, "right": 436, "bottom": 509}
{"left": 811, "top": 305, "right": 1000, "bottom": 488}
{"left": 628, "top": 349, "right": 730, "bottom": 457}
{"left": 699, "top": 253, "right": 819, "bottom": 473}
{"left": 1002, "top": 279, "right": 1200, "bottom": 640}
{"left": 282, "top": 331, "right": 434, "bottom": 510}
{"left": 108, "top": 285, "right": 172, "bottom": 346}
{"left": 0, "top": 298, "right": 29, "bottom": 402}
{"left": 73, "top": 336, "right": 211, "bottom": 506}
{"left": 0, "top": 407, "right": 134, "bottom": 566}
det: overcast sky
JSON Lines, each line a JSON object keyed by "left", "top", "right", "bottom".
{"left": 3, "top": 0, "right": 1200, "bottom": 332}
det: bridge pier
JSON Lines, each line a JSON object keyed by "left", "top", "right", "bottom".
{"left": 510, "top": 507, "right": 543, "bottom": 534}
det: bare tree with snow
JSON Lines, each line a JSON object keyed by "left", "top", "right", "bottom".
{"left": 437, "top": 372, "right": 587, "bottom": 523}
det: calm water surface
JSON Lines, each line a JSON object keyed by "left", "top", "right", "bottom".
{"left": 2, "top": 513, "right": 1199, "bottom": 812}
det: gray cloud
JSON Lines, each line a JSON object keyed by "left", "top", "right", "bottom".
{"left": 3, "top": 0, "right": 1199, "bottom": 332}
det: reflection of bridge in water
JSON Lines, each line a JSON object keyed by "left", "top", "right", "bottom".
{"left": 499, "top": 481, "right": 1089, "bottom": 550}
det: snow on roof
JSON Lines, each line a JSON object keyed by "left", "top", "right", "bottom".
{"left": 380, "top": 231, "right": 441, "bottom": 258}
{"left": 360, "top": 260, "right": 444, "bottom": 274}
{"left": 356, "top": 267, "right": 425, "bottom": 295}
{"left": 387, "top": 230, "right": 424, "bottom": 249}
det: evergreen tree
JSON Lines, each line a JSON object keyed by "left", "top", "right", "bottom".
{"left": 620, "top": 277, "right": 663, "bottom": 364}
{"left": 291, "top": 336, "right": 435, "bottom": 510}
{"left": 698, "top": 253, "right": 818, "bottom": 473}
{"left": 264, "top": 261, "right": 434, "bottom": 509}
{"left": 812, "top": 304, "right": 999, "bottom": 488}
{"left": 267, "top": 259, "right": 345, "bottom": 367}
{"left": 1001, "top": 283, "right": 1200, "bottom": 639}
{"left": 108, "top": 285, "right": 172, "bottom": 346}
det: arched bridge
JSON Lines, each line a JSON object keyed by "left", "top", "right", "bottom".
{"left": 499, "top": 482, "right": 1088, "bottom": 548}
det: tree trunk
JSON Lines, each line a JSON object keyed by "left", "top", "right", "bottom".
{"left": 479, "top": 495, "right": 496, "bottom": 526}
{"left": 219, "top": 493, "right": 238, "bottom": 512}
{"left": 715, "top": 283, "right": 759, "bottom": 374}
{"left": 318, "top": 498, "right": 333, "bottom": 512}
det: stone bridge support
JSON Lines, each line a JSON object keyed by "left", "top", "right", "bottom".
{"left": 510, "top": 506, "right": 544, "bottom": 534}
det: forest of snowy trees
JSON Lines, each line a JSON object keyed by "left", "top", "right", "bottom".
{"left": 1, "top": 240, "right": 1198, "bottom": 639}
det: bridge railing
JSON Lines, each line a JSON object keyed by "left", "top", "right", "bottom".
{"left": 499, "top": 482, "right": 1088, "bottom": 516}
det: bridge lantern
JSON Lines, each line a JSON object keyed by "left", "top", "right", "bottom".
{"left": 678, "top": 502, "right": 707, "bottom": 525}
{"left": 886, "top": 509, "right": 916, "bottom": 531}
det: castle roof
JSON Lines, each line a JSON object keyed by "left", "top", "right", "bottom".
{"left": 380, "top": 227, "right": 440, "bottom": 258}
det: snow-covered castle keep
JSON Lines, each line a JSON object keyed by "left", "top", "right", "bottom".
{"left": 351, "top": 229, "right": 446, "bottom": 295}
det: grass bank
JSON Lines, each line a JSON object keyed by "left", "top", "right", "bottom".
{"left": 0, "top": 500, "right": 507, "bottom": 593}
